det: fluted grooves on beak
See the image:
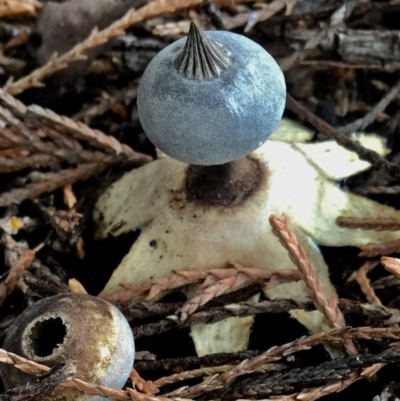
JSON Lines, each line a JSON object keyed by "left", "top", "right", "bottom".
{"left": 175, "top": 22, "right": 231, "bottom": 80}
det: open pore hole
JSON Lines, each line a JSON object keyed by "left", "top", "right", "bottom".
{"left": 28, "top": 317, "right": 67, "bottom": 357}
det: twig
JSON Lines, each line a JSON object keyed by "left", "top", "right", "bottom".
{"left": 0, "top": 235, "right": 44, "bottom": 308}
{"left": 155, "top": 362, "right": 284, "bottom": 387}
{"left": 133, "top": 296, "right": 400, "bottom": 337}
{"left": 285, "top": 95, "right": 400, "bottom": 179}
{"left": 26, "top": 104, "right": 150, "bottom": 163}
{"left": 154, "top": 364, "right": 237, "bottom": 387}
{"left": 338, "top": 299, "right": 400, "bottom": 324}
{"left": 0, "top": 90, "right": 151, "bottom": 168}
{"left": 336, "top": 216, "right": 400, "bottom": 232}
{"left": 73, "top": 85, "right": 139, "bottom": 124}
{"left": 134, "top": 350, "right": 260, "bottom": 374}
{"left": 340, "top": 78, "right": 400, "bottom": 134}
{"left": 0, "top": 88, "right": 30, "bottom": 116}
{"left": 103, "top": 266, "right": 300, "bottom": 306}
{"left": 270, "top": 364, "right": 384, "bottom": 401}
{"left": 130, "top": 369, "right": 159, "bottom": 395}
{"left": 372, "top": 275, "right": 400, "bottom": 290}
{"left": 355, "top": 186, "right": 400, "bottom": 195}
{"left": 269, "top": 214, "right": 343, "bottom": 328}
{"left": 265, "top": 372, "right": 360, "bottom": 401}
{"left": 381, "top": 257, "right": 400, "bottom": 279}
{"left": 0, "top": 348, "right": 53, "bottom": 375}
{"left": 0, "top": 154, "right": 59, "bottom": 174}
{"left": 0, "top": 107, "right": 80, "bottom": 153}
{"left": 0, "top": 163, "right": 109, "bottom": 207}
{"left": 0, "top": 363, "right": 76, "bottom": 401}
{"left": 359, "top": 239, "right": 400, "bottom": 258}
{"left": 177, "top": 263, "right": 300, "bottom": 319}
{"left": 354, "top": 261, "right": 382, "bottom": 304}
{"left": 23, "top": 272, "right": 70, "bottom": 298}
{"left": 0, "top": 348, "right": 191, "bottom": 401}
{"left": 220, "top": 298, "right": 400, "bottom": 325}
{"left": 119, "top": 284, "right": 263, "bottom": 320}
{"left": 224, "top": 349, "right": 400, "bottom": 398}
{"left": 4, "top": 0, "right": 203, "bottom": 95}
{"left": 165, "top": 327, "right": 400, "bottom": 398}
{"left": 270, "top": 213, "right": 357, "bottom": 355}
{"left": 357, "top": 268, "right": 381, "bottom": 304}
{"left": 0, "top": 54, "right": 26, "bottom": 77}
{"left": 0, "top": 144, "right": 144, "bottom": 172}
{"left": 132, "top": 298, "right": 312, "bottom": 338}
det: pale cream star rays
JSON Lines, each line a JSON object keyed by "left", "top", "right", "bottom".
{"left": 93, "top": 119, "right": 400, "bottom": 356}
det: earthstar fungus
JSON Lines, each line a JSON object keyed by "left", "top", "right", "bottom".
{"left": 94, "top": 25, "right": 400, "bottom": 357}
{"left": 0, "top": 293, "right": 135, "bottom": 401}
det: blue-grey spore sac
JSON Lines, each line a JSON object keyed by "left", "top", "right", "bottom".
{"left": 137, "top": 29, "right": 286, "bottom": 166}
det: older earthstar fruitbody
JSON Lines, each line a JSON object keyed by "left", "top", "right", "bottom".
{"left": 137, "top": 22, "right": 286, "bottom": 165}
{"left": 93, "top": 25, "right": 400, "bottom": 357}
{"left": 0, "top": 293, "right": 135, "bottom": 401}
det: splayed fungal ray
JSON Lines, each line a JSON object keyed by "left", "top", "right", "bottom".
{"left": 93, "top": 119, "right": 400, "bottom": 357}
{"left": 95, "top": 19, "right": 400, "bottom": 359}
{"left": 175, "top": 22, "right": 231, "bottom": 80}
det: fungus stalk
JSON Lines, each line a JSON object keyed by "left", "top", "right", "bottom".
{"left": 186, "top": 156, "right": 264, "bottom": 206}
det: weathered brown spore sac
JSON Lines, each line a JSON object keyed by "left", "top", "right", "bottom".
{"left": 186, "top": 156, "right": 263, "bottom": 207}
{"left": 0, "top": 294, "right": 116, "bottom": 400}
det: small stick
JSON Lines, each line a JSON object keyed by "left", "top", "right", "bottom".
{"left": 340, "top": 78, "right": 400, "bottom": 134}
{"left": 1, "top": 363, "right": 76, "bottom": 401}
{"left": 336, "top": 216, "right": 400, "bottom": 232}
{"left": 285, "top": 95, "right": 400, "bottom": 179}
{"left": 135, "top": 350, "right": 259, "bottom": 374}
{"left": 359, "top": 239, "right": 400, "bottom": 258}
{"left": 104, "top": 266, "right": 299, "bottom": 305}
{"left": 0, "top": 163, "right": 108, "bottom": 207}
{"left": 0, "top": 236, "right": 44, "bottom": 307}
{"left": 381, "top": 256, "right": 400, "bottom": 279}
{"left": 164, "top": 327, "right": 400, "bottom": 398}
{"left": 132, "top": 297, "right": 400, "bottom": 338}
{"left": 269, "top": 213, "right": 357, "bottom": 355}
{"left": 355, "top": 186, "right": 400, "bottom": 195}
{"left": 354, "top": 261, "right": 381, "bottom": 304}
{"left": 269, "top": 214, "right": 343, "bottom": 328}
{"left": 0, "top": 348, "right": 190, "bottom": 401}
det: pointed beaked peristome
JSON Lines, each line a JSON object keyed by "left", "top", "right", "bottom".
{"left": 174, "top": 22, "right": 231, "bottom": 80}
